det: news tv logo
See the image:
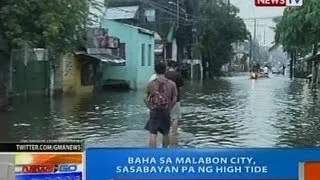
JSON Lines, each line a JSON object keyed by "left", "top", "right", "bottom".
{"left": 15, "top": 164, "right": 79, "bottom": 174}
{"left": 255, "top": 0, "right": 303, "bottom": 7}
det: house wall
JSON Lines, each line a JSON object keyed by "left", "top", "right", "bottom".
{"left": 136, "top": 32, "right": 155, "bottom": 89}
{"left": 102, "top": 65, "right": 128, "bottom": 85}
{"left": 101, "top": 19, "right": 154, "bottom": 89}
{"left": 108, "top": 0, "right": 192, "bottom": 62}
{"left": 62, "top": 53, "right": 93, "bottom": 94}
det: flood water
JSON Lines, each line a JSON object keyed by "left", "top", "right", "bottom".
{"left": 1, "top": 73, "right": 320, "bottom": 148}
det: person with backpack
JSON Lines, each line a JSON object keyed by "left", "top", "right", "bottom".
{"left": 144, "top": 62, "right": 178, "bottom": 148}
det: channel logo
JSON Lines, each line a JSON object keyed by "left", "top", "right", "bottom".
{"left": 15, "top": 153, "right": 83, "bottom": 179}
{"left": 15, "top": 164, "right": 80, "bottom": 174}
{"left": 255, "top": 0, "right": 303, "bottom": 7}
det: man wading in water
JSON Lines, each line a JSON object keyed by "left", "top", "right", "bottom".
{"left": 165, "top": 61, "right": 184, "bottom": 135}
{"left": 144, "top": 62, "right": 178, "bottom": 148}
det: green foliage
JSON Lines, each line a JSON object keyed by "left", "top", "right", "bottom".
{"left": 87, "top": 0, "right": 106, "bottom": 27}
{"left": 0, "top": 0, "right": 90, "bottom": 55}
{"left": 196, "top": 0, "right": 249, "bottom": 75}
{"left": 274, "top": 0, "right": 320, "bottom": 54}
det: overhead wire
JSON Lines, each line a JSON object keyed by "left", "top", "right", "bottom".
{"left": 105, "top": 1, "right": 280, "bottom": 27}
{"left": 139, "top": 0, "right": 186, "bottom": 21}
{"left": 141, "top": 0, "right": 201, "bottom": 20}
{"left": 147, "top": 0, "right": 279, "bottom": 22}
{"left": 107, "top": 0, "right": 186, "bottom": 21}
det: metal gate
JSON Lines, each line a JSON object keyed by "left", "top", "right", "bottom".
{"left": 10, "top": 49, "right": 49, "bottom": 94}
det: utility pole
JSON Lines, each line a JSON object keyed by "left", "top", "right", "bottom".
{"left": 253, "top": 18, "right": 257, "bottom": 63}
{"left": 254, "top": 18, "right": 257, "bottom": 41}
{"left": 249, "top": 18, "right": 257, "bottom": 67}
{"left": 249, "top": 35, "right": 252, "bottom": 67}
{"left": 228, "top": 0, "right": 231, "bottom": 68}
{"left": 177, "top": 0, "right": 179, "bottom": 28}
{"left": 263, "top": 27, "right": 266, "bottom": 46}
{"left": 168, "top": 0, "right": 180, "bottom": 62}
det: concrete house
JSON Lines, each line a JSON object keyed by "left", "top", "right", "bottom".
{"left": 101, "top": 19, "right": 155, "bottom": 89}
{"left": 61, "top": 28, "right": 125, "bottom": 95}
{"left": 106, "top": 0, "right": 185, "bottom": 63}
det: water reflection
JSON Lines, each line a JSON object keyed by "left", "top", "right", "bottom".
{"left": 275, "top": 82, "right": 320, "bottom": 147}
{"left": 1, "top": 74, "right": 320, "bottom": 147}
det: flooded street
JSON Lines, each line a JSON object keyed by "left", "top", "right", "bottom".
{"left": 1, "top": 73, "right": 320, "bottom": 147}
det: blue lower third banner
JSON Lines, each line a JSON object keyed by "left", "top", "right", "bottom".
{"left": 86, "top": 148, "right": 320, "bottom": 180}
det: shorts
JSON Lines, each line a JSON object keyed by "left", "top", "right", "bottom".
{"left": 170, "top": 102, "right": 181, "bottom": 120}
{"left": 144, "top": 110, "right": 171, "bottom": 135}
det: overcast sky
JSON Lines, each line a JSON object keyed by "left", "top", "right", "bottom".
{"left": 231, "top": 0, "right": 285, "bottom": 47}
{"left": 101, "top": 0, "right": 284, "bottom": 47}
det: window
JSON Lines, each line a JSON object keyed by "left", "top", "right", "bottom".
{"left": 148, "top": 44, "right": 152, "bottom": 66}
{"left": 110, "top": 43, "right": 126, "bottom": 60}
{"left": 166, "top": 43, "right": 172, "bottom": 59}
{"left": 81, "top": 62, "right": 97, "bottom": 86}
{"left": 141, "top": 44, "right": 145, "bottom": 66}
{"left": 119, "top": 43, "right": 126, "bottom": 60}
{"left": 145, "top": 9, "right": 155, "bottom": 22}
{"left": 111, "top": 49, "right": 119, "bottom": 57}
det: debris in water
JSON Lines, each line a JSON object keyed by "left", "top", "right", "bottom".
{"left": 14, "top": 123, "right": 31, "bottom": 127}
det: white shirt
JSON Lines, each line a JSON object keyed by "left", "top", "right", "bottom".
{"left": 263, "top": 67, "right": 268, "bottom": 73}
{"left": 149, "top": 74, "right": 157, "bottom": 82}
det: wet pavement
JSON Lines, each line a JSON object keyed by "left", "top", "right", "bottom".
{"left": 1, "top": 73, "right": 320, "bottom": 148}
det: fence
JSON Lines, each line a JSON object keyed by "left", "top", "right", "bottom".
{"left": 10, "top": 48, "right": 50, "bottom": 95}
{"left": 0, "top": 53, "right": 9, "bottom": 94}
{"left": 0, "top": 51, "right": 10, "bottom": 110}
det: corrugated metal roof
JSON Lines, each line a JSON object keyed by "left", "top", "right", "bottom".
{"left": 90, "top": 54, "right": 126, "bottom": 65}
{"left": 154, "top": 44, "right": 163, "bottom": 54}
{"left": 123, "top": 23, "right": 154, "bottom": 35}
{"left": 302, "top": 53, "right": 320, "bottom": 62}
{"left": 106, "top": 6, "right": 139, "bottom": 20}
{"left": 75, "top": 49, "right": 126, "bottom": 65}
{"left": 77, "top": 53, "right": 126, "bottom": 65}
{"left": 154, "top": 33, "right": 161, "bottom": 41}
{"left": 104, "top": 19, "right": 159, "bottom": 37}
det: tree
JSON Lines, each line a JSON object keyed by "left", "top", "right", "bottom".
{"left": 0, "top": 0, "right": 90, "bottom": 57}
{"left": 88, "top": 0, "right": 107, "bottom": 28}
{"left": 196, "top": 0, "right": 249, "bottom": 78}
{"left": 275, "top": 0, "right": 320, "bottom": 56}
{"left": 274, "top": 0, "right": 320, "bottom": 83}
